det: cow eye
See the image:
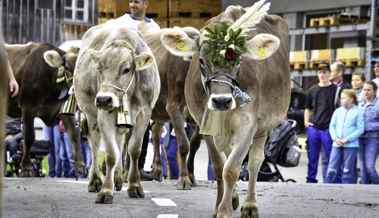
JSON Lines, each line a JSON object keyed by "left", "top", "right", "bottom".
{"left": 123, "top": 68, "right": 130, "bottom": 74}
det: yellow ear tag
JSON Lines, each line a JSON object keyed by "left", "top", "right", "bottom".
{"left": 177, "top": 41, "right": 185, "bottom": 51}
{"left": 52, "top": 58, "right": 56, "bottom": 65}
{"left": 258, "top": 47, "right": 267, "bottom": 58}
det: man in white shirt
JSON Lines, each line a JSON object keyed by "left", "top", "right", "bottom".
{"left": 114, "top": 0, "right": 160, "bottom": 30}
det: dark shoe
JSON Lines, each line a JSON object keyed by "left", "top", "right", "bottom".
{"left": 140, "top": 170, "right": 153, "bottom": 181}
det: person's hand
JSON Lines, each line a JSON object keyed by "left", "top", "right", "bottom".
{"left": 9, "top": 79, "right": 19, "bottom": 97}
{"left": 341, "top": 138, "right": 349, "bottom": 144}
{"left": 335, "top": 138, "right": 344, "bottom": 147}
{"left": 305, "top": 122, "right": 314, "bottom": 128}
{"left": 4, "top": 135, "right": 15, "bottom": 141}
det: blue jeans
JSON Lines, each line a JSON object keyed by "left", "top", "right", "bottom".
{"left": 45, "top": 125, "right": 62, "bottom": 177}
{"left": 306, "top": 126, "right": 333, "bottom": 183}
{"left": 78, "top": 139, "right": 92, "bottom": 178}
{"left": 358, "top": 138, "right": 379, "bottom": 184}
{"left": 208, "top": 147, "right": 216, "bottom": 181}
{"left": 325, "top": 147, "right": 358, "bottom": 184}
{"left": 166, "top": 136, "right": 179, "bottom": 180}
{"left": 160, "top": 145, "right": 168, "bottom": 179}
{"left": 5, "top": 138, "right": 20, "bottom": 158}
{"left": 60, "top": 132, "right": 75, "bottom": 178}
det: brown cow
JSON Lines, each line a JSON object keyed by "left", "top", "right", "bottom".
{"left": 161, "top": 1, "right": 290, "bottom": 217}
{"left": 0, "top": 25, "right": 8, "bottom": 215}
{"left": 5, "top": 43, "right": 86, "bottom": 177}
{"left": 123, "top": 23, "right": 203, "bottom": 189}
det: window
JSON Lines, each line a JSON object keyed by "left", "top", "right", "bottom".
{"left": 64, "top": 0, "right": 88, "bottom": 22}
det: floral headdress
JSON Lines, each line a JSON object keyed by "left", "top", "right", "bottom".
{"left": 202, "top": 22, "right": 246, "bottom": 70}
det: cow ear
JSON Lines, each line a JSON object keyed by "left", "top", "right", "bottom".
{"left": 161, "top": 29, "right": 198, "bottom": 58}
{"left": 44, "top": 50, "right": 64, "bottom": 68}
{"left": 135, "top": 52, "right": 155, "bottom": 71}
{"left": 89, "top": 49, "right": 102, "bottom": 65}
{"left": 243, "top": 34, "right": 280, "bottom": 60}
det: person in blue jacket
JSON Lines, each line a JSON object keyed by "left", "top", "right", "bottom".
{"left": 358, "top": 81, "right": 379, "bottom": 184}
{"left": 325, "top": 89, "right": 364, "bottom": 184}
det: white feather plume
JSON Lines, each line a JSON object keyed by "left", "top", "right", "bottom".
{"left": 228, "top": 0, "right": 270, "bottom": 36}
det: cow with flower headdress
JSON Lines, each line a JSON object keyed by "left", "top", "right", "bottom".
{"left": 161, "top": 0, "right": 290, "bottom": 217}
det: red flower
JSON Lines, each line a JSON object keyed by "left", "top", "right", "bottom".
{"left": 225, "top": 47, "right": 237, "bottom": 61}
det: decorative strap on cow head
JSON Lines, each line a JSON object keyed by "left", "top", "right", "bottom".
{"left": 56, "top": 66, "right": 65, "bottom": 83}
{"left": 56, "top": 66, "right": 69, "bottom": 100}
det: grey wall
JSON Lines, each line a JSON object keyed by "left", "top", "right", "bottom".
{"left": 222, "top": 0, "right": 371, "bottom": 14}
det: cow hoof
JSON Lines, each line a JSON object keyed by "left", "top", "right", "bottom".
{"left": 150, "top": 170, "right": 163, "bottom": 182}
{"left": 123, "top": 172, "right": 128, "bottom": 183}
{"left": 19, "top": 170, "right": 33, "bottom": 177}
{"left": 241, "top": 205, "right": 259, "bottom": 218}
{"left": 127, "top": 187, "right": 145, "bottom": 198}
{"left": 114, "top": 176, "right": 123, "bottom": 191}
{"left": 88, "top": 176, "right": 102, "bottom": 193}
{"left": 177, "top": 180, "right": 191, "bottom": 190}
{"left": 189, "top": 174, "right": 198, "bottom": 187}
{"left": 78, "top": 164, "right": 87, "bottom": 175}
{"left": 95, "top": 194, "right": 113, "bottom": 204}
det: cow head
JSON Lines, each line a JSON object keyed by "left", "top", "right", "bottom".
{"left": 44, "top": 46, "right": 79, "bottom": 99}
{"left": 161, "top": 0, "right": 279, "bottom": 111}
{"left": 89, "top": 40, "right": 154, "bottom": 110}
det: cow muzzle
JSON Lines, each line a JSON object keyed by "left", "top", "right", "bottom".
{"left": 95, "top": 92, "right": 120, "bottom": 110}
{"left": 208, "top": 94, "right": 236, "bottom": 111}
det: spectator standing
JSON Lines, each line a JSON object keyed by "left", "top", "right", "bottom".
{"left": 358, "top": 81, "right": 379, "bottom": 184}
{"left": 371, "top": 58, "right": 379, "bottom": 96}
{"left": 330, "top": 62, "right": 353, "bottom": 91}
{"left": 45, "top": 117, "right": 62, "bottom": 178}
{"left": 76, "top": 110, "right": 92, "bottom": 179}
{"left": 325, "top": 90, "right": 364, "bottom": 184}
{"left": 59, "top": 120, "right": 75, "bottom": 178}
{"left": 351, "top": 71, "right": 366, "bottom": 103}
{"left": 304, "top": 62, "right": 339, "bottom": 183}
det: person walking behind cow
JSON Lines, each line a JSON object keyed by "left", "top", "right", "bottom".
{"left": 330, "top": 62, "right": 352, "bottom": 91}
{"left": 304, "top": 62, "right": 339, "bottom": 183}
{"left": 45, "top": 117, "right": 63, "bottom": 178}
{"left": 114, "top": 0, "right": 159, "bottom": 180}
{"left": 325, "top": 90, "right": 364, "bottom": 184}
{"left": 76, "top": 110, "right": 91, "bottom": 179}
{"left": 351, "top": 71, "right": 366, "bottom": 103}
{"left": 59, "top": 120, "right": 75, "bottom": 178}
{"left": 358, "top": 81, "right": 379, "bottom": 185}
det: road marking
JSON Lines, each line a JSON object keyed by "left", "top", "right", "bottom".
{"left": 56, "top": 180, "right": 89, "bottom": 184}
{"left": 121, "top": 187, "right": 151, "bottom": 193}
{"left": 157, "top": 215, "right": 179, "bottom": 218}
{"left": 152, "top": 198, "right": 177, "bottom": 206}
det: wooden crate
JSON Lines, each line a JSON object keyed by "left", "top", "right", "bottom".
{"left": 60, "top": 24, "right": 90, "bottom": 42}
{"left": 309, "top": 49, "right": 334, "bottom": 69}
{"left": 98, "top": 0, "right": 129, "bottom": 19}
{"left": 155, "top": 19, "right": 169, "bottom": 29}
{"left": 336, "top": 47, "right": 365, "bottom": 67}
{"left": 169, "top": 17, "right": 210, "bottom": 30}
{"left": 289, "top": 51, "right": 309, "bottom": 70}
{"left": 169, "top": 0, "right": 221, "bottom": 18}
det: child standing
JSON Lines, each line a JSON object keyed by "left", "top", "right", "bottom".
{"left": 325, "top": 89, "right": 364, "bottom": 184}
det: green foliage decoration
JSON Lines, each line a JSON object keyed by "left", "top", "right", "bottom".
{"left": 202, "top": 22, "right": 247, "bottom": 70}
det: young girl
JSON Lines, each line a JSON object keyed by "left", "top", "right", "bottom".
{"left": 358, "top": 81, "right": 379, "bottom": 184}
{"left": 325, "top": 89, "right": 364, "bottom": 184}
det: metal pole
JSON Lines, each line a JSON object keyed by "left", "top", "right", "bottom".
{"left": 19, "top": 0, "right": 22, "bottom": 43}
{"left": 366, "top": 0, "right": 378, "bottom": 80}
{"left": 76, "top": 108, "right": 81, "bottom": 181}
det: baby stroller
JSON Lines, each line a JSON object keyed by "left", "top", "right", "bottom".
{"left": 239, "top": 119, "right": 301, "bottom": 183}
{"left": 6, "top": 128, "right": 51, "bottom": 177}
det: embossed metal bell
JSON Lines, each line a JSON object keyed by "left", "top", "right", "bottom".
{"left": 199, "top": 107, "right": 223, "bottom": 136}
{"left": 59, "top": 94, "right": 76, "bottom": 115}
{"left": 115, "top": 99, "right": 133, "bottom": 128}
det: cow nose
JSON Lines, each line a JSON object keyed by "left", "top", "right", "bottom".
{"left": 212, "top": 97, "right": 232, "bottom": 111}
{"left": 96, "top": 96, "right": 113, "bottom": 108}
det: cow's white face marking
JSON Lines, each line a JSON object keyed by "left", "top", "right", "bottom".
{"left": 208, "top": 93, "right": 236, "bottom": 110}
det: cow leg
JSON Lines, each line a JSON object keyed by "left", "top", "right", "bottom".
{"left": 127, "top": 119, "right": 148, "bottom": 199}
{"left": 114, "top": 128, "right": 127, "bottom": 191}
{"left": 187, "top": 125, "right": 201, "bottom": 187}
{"left": 96, "top": 110, "right": 118, "bottom": 204}
{"left": 150, "top": 121, "right": 164, "bottom": 182}
{"left": 60, "top": 115, "right": 87, "bottom": 176}
{"left": 85, "top": 116, "right": 102, "bottom": 193}
{"left": 216, "top": 126, "right": 255, "bottom": 218}
{"left": 19, "top": 110, "right": 34, "bottom": 177}
{"left": 203, "top": 135, "right": 227, "bottom": 218}
{"left": 123, "top": 131, "right": 131, "bottom": 183}
{"left": 241, "top": 135, "right": 267, "bottom": 218}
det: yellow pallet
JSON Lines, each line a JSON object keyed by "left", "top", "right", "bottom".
{"left": 336, "top": 47, "right": 365, "bottom": 67}
{"left": 289, "top": 62, "right": 308, "bottom": 70}
{"left": 310, "top": 17, "right": 369, "bottom": 27}
{"left": 290, "top": 51, "right": 309, "bottom": 63}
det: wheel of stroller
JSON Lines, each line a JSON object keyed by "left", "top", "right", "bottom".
{"left": 285, "top": 179, "right": 296, "bottom": 183}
